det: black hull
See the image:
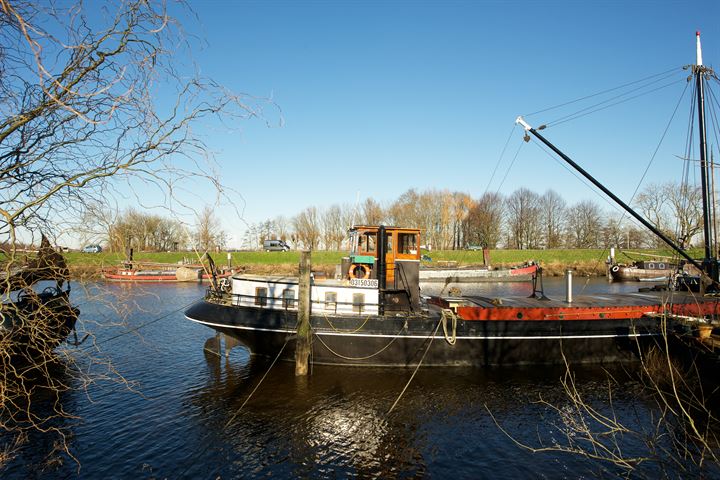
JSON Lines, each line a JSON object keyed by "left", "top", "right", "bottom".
{"left": 185, "top": 300, "right": 660, "bottom": 367}
{"left": 1, "top": 289, "right": 79, "bottom": 363}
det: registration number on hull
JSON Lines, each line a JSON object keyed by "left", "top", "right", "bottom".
{"left": 350, "top": 278, "right": 379, "bottom": 288}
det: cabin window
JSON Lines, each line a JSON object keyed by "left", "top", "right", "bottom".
{"left": 282, "top": 289, "right": 296, "bottom": 308}
{"left": 385, "top": 233, "right": 393, "bottom": 253}
{"left": 359, "top": 232, "right": 376, "bottom": 253}
{"left": 352, "top": 293, "right": 365, "bottom": 313}
{"left": 399, "top": 233, "right": 418, "bottom": 255}
{"left": 255, "top": 287, "right": 268, "bottom": 307}
{"left": 324, "top": 292, "right": 337, "bottom": 312}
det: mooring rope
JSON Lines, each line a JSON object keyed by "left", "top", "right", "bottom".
{"left": 441, "top": 309, "right": 457, "bottom": 345}
{"left": 387, "top": 317, "right": 443, "bottom": 415}
{"left": 225, "top": 337, "right": 290, "bottom": 428}
{"left": 321, "top": 312, "right": 372, "bottom": 333}
{"left": 81, "top": 298, "right": 198, "bottom": 350}
{"left": 314, "top": 320, "right": 408, "bottom": 361}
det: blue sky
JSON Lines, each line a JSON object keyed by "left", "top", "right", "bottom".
{"left": 161, "top": 1, "right": 720, "bottom": 246}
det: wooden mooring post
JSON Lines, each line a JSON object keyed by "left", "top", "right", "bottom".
{"left": 295, "top": 250, "right": 312, "bottom": 375}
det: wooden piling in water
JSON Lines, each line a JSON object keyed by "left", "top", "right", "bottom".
{"left": 295, "top": 250, "right": 312, "bottom": 376}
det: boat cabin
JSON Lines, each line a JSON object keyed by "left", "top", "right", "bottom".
{"left": 341, "top": 225, "right": 422, "bottom": 311}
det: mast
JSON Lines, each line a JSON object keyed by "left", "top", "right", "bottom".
{"left": 516, "top": 32, "right": 720, "bottom": 287}
{"left": 695, "top": 31, "right": 713, "bottom": 262}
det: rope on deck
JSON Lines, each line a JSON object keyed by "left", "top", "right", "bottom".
{"left": 441, "top": 309, "right": 457, "bottom": 345}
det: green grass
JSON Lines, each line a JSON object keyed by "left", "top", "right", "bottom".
{"left": 66, "top": 247, "right": 704, "bottom": 268}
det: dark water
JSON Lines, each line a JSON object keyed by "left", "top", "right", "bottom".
{"left": 1, "top": 278, "right": 718, "bottom": 478}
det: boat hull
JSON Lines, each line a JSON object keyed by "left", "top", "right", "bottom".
{"left": 608, "top": 261, "right": 677, "bottom": 282}
{"left": 102, "top": 268, "right": 233, "bottom": 283}
{"left": 1, "top": 288, "right": 79, "bottom": 362}
{"left": 419, "top": 263, "right": 538, "bottom": 283}
{"left": 185, "top": 299, "right": 658, "bottom": 367}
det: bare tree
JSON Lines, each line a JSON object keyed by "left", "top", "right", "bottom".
{"left": 293, "top": 206, "right": 320, "bottom": 250}
{"left": 505, "top": 188, "right": 541, "bottom": 249}
{"left": 0, "top": 0, "right": 270, "bottom": 466}
{"left": 360, "top": 198, "right": 385, "bottom": 226}
{"left": 466, "top": 192, "right": 505, "bottom": 248}
{"left": 321, "top": 204, "right": 346, "bottom": 251}
{"left": 566, "top": 200, "right": 604, "bottom": 248}
{"left": 635, "top": 181, "right": 702, "bottom": 249}
{"left": 664, "top": 182, "right": 702, "bottom": 249}
{"left": 449, "top": 192, "right": 472, "bottom": 249}
{"left": 273, "top": 215, "right": 292, "bottom": 244}
{"left": 194, "top": 206, "right": 226, "bottom": 253}
{"left": 539, "top": 189, "right": 566, "bottom": 248}
{"left": 107, "top": 209, "right": 187, "bottom": 252}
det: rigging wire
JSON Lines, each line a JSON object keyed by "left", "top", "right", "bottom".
{"left": 607, "top": 79, "right": 691, "bottom": 241}
{"left": 528, "top": 138, "right": 634, "bottom": 216}
{"left": 704, "top": 77, "right": 720, "bottom": 252}
{"left": 546, "top": 77, "right": 686, "bottom": 128}
{"left": 524, "top": 67, "right": 682, "bottom": 118}
{"left": 494, "top": 137, "right": 524, "bottom": 196}
{"left": 483, "top": 124, "right": 517, "bottom": 196}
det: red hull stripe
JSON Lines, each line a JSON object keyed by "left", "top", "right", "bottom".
{"left": 509, "top": 264, "right": 538, "bottom": 276}
{"left": 457, "top": 301, "right": 720, "bottom": 321}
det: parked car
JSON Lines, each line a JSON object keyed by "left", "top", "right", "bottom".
{"left": 82, "top": 244, "right": 102, "bottom": 253}
{"left": 263, "top": 239, "right": 290, "bottom": 252}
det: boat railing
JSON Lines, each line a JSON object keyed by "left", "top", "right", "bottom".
{"left": 206, "top": 288, "right": 380, "bottom": 315}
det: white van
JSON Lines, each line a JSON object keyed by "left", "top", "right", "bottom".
{"left": 263, "top": 239, "right": 290, "bottom": 252}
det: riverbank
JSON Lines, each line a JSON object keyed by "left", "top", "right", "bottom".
{"left": 65, "top": 247, "right": 700, "bottom": 280}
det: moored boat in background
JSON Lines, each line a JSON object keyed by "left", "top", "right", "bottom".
{"left": 1, "top": 235, "right": 79, "bottom": 361}
{"left": 102, "top": 262, "right": 234, "bottom": 282}
{"left": 419, "top": 261, "right": 538, "bottom": 283}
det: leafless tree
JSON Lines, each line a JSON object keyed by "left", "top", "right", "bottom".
{"left": 107, "top": 209, "right": 187, "bottom": 252}
{"left": 360, "top": 198, "right": 385, "bottom": 226}
{"left": 293, "top": 206, "right": 321, "bottom": 250}
{"left": 665, "top": 182, "right": 702, "bottom": 249}
{"left": 539, "top": 189, "right": 566, "bottom": 248}
{"left": 194, "top": 206, "right": 226, "bottom": 253}
{"left": 273, "top": 215, "right": 292, "bottom": 244}
{"left": 566, "top": 200, "right": 604, "bottom": 248}
{"left": 321, "top": 204, "right": 347, "bottom": 251}
{"left": 634, "top": 181, "right": 702, "bottom": 249}
{"left": 0, "top": 0, "right": 272, "bottom": 466}
{"left": 465, "top": 192, "right": 505, "bottom": 248}
{"left": 505, "top": 188, "right": 541, "bottom": 249}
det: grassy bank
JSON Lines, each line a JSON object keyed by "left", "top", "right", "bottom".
{"left": 67, "top": 247, "right": 701, "bottom": 278}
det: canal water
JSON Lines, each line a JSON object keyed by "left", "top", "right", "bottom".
{"left": 1, "top": 278, "right": 718, "bottom": 478}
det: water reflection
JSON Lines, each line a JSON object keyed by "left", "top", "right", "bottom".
{"left": 187, "top": 353, "right": 667, "bottom": 478}
{"left": 1, "top": 280, "right": 718, "bottom": 478}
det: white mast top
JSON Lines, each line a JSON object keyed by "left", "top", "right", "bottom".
{"left": 697, "top": 30, "right": 703, "bottom": 66}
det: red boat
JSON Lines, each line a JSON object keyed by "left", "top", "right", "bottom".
{"left": 102, "top": 263, "right": 234, "bottom": 282}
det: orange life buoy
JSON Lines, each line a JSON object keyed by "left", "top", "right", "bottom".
{"left": 349, "top": 263, "right": 370, "bottom": 280}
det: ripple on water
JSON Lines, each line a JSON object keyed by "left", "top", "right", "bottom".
{"left": 2, "top": 280, "right": 717, "bottom": 478}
